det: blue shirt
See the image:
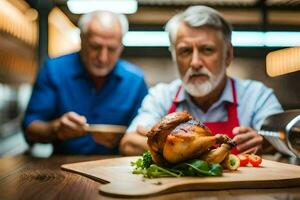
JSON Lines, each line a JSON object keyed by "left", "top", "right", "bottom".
{"left": 22, "top": 52, "right": 148, "bottom": 155}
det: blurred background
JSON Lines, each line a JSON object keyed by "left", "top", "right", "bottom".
{"left": 0, "top": 0, "right": 299, "bottom": 157}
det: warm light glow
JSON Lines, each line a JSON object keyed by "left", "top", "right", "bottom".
{"left": 266, "top": 47, "right": 300, "bottom": 77}
{"left": 67, "top": 0, "right": 138, "bottom": 14}
{"left": 0, "top": 0, "right": 37, "bottom": 46}
{"left": 0, "top": 0, "right": 38, "bottom": 84}
{"left": 49, "top": 7, "right": 81, "bottom": 58}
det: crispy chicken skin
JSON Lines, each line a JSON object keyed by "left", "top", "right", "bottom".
{"left": 146, "top": 111, "right": 235, "bottom": 165}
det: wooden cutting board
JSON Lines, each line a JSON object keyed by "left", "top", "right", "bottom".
{"left": 61, "top": 156, "right": 300, "bottom": 197}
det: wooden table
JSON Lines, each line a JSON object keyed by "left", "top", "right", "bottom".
{"left": 1, "top": 155, "right": 300, "bottom": 200}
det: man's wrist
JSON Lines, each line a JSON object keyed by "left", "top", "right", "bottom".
{"left": 49, "top": 119, "right": 60, "bottom": 140}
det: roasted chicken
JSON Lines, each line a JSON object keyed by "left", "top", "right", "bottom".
{"left": 146, "top": 111, "right": 236, "bottom": 166}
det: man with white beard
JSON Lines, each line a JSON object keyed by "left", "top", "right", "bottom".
{"left": 120, "top": 6, "right": 283, "bottom": 156}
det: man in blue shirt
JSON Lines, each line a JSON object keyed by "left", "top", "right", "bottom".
{"left": 22, "top": 11, "right": 148, "bottom": 155}
{"left": 120, "top": 6, "right": 284, "bottom": 156}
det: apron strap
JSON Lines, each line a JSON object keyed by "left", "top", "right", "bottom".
{"left": 230, "top": 78, "right": 238, "bottom": 105}
{"left": 227, "top": 78, "right": 239, "bottom": 124}
{"left": 168, "top": 85, "right": 182, "bottom": 114}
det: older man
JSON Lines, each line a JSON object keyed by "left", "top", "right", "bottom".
{"left": 120, "top": 6, "right": 283, "bottom": 156}
{"left": 22, "top": 11, "right": 148, "bottom": 155}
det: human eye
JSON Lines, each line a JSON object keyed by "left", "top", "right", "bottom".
{"left": 108, "top": 47, "right": 118, "bottom": 52}
{"left": 89, "top": 43, "right": 100, "bottom": 51}
{"left": 178, "top": 47, "right": 192, "bottom": 56}
{"left": 201, "top": 46, "right": 215, "bottom": 55}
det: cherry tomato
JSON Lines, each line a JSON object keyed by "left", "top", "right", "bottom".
{"left": 248, "top": 154, "right": 262, "bottom": 167}
{"left": 237, "top": 154, "right": 249, "bottom": 167}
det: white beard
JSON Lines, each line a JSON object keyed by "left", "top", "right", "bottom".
{"left": 181, "top": 66, "right": 226, "bottom": 97}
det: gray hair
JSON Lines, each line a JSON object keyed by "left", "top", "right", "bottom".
{"left": 165, "top": 6, "right": 232, "bottom": 48}
{"left": 78, "top": 10, "right": 129, "bottom": 36}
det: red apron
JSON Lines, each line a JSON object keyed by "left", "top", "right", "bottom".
{"left": 168, "top": 79, "right": 239, "bottom": 154}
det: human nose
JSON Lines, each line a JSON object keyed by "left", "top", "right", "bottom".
{"left": 97, "top": 47, "right": 108, "bottom": 63}
{"left": 190, "top": 49, "right": 203, "bottom": 69}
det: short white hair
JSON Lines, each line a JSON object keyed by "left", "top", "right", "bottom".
{"left": 78, "top": 10, "right": 129, "bottom": 36}
{"left": 165, "top": 6, "right": 232, "bottom": 49}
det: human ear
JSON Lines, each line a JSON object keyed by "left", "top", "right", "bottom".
{"left": 169, "top": 46, "right": 177, "bottom": 62}
{"left": 225, "top": 43, "right": 233, "bottom": 67}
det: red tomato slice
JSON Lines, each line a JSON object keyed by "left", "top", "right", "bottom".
{"left": 237, "top": 154, "right": 249, "bottom": 167}
{"left": 248, "top": 154, "right": 262, "bottom": 167}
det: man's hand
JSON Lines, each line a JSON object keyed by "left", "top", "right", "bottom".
{"left": 136, "top": 125, "right": 149, "bottom": 136}
{"left": 232, "top": 126, "right": 263, "bottom": 155}
{"left": 54, "top": 112, "right": 87, "bottom": 140}
{"left": 119, "top": 125, "right": 149, "bottom": 156}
